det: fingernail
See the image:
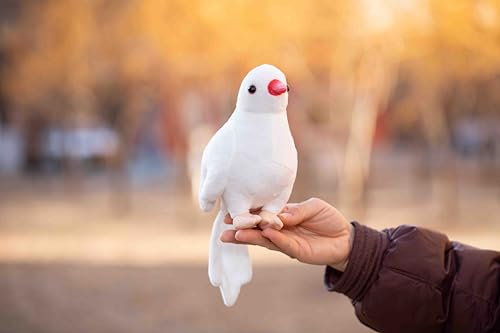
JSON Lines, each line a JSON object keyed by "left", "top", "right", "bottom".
{"left": 235, "top": 230, "right": 242, "bottom": 241}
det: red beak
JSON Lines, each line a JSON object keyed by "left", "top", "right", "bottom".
{"left": 268, "top": 79, "right": 287, "bottom": 96}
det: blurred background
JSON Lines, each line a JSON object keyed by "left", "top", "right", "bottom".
{"left": 0, "top": 0, "right": 499, "bottom": 332}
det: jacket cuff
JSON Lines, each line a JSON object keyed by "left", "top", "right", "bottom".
{"left": 324, "top": 222, "right": 388, "bottom": 302}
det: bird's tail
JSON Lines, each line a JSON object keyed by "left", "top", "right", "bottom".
{"left": 209, "top": 205, "right": 252, "bottom": 307}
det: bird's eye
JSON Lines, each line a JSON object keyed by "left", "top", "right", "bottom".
{"left": 287, "top": 85, "right": 290, "bottom": 92}
{"left": 248, "top": 85, "right": 256, "bottom": 94}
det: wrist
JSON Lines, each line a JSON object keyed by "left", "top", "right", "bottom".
{"left": 328, "top": 223, "right": 354, "bottom": 272}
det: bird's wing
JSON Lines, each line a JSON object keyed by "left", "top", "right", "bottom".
{"left": 198, "top": 122, "right": 234, "bottom": 211}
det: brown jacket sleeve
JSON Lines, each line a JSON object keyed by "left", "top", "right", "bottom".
{"left": 325, "top": 222, "right": 500, "bottom": 333}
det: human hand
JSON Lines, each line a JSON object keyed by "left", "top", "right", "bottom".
{"left": 221, "top": 198, "right": 354, "bottom": 272}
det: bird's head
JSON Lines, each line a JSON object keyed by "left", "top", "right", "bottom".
{"left": 236, "top": 64, "right": 289, "bottom": 114}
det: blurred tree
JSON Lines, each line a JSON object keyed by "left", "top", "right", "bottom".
{"left": 0, "top": 0, "right": 498, "bottom": 205}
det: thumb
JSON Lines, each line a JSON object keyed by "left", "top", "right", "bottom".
{"left": 278, "top": 197, "right": 324, "bottom": 226}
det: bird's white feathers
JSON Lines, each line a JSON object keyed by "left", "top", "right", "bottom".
{"left": 199, "top": 64, "right": 297, "bottom": 306}
{"left": 208, "top": 206, "right": 252, "bottom": 307}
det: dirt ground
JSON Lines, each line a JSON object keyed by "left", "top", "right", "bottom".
{"left": 0, "top": 175, "right": 498, "bottom": 333}
{"left": 0, "top": 263, "right": 373, "bottom": 333}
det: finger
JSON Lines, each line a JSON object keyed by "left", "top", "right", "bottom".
{"left": 224, "top": 214, "right": 233, "bottom": 225}
{"left": 234, "top": 229, "right": 280, "bottom": 251}
{"left": 220, "top": 229, "right": 239, "bottom": 243}
{"left": 220, "top": 229, "right": 280, "bottom": 251}
{"left": 279, "top": 198, "right": 325, "bottom": 226}
{"left": 261, "top": 228, "right": 299, "bottom": 259}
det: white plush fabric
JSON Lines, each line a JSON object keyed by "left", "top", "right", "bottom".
{"left": 199, "top": 64, "right": 297, "bottom": 306}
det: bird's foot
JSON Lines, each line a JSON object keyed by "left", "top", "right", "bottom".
{"left": 233, "top": 212, "right": 262, "bottom": 230}
{"left": 258, "top": 210, "right": 283, "bottom": 230}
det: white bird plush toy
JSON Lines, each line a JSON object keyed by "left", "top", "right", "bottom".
{"left": 199, "top": 64, "right": 297, "bottom": 306}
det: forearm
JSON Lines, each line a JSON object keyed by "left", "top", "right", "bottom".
{"left": 325, "top": 223, "right": 500, "bottom": 333}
